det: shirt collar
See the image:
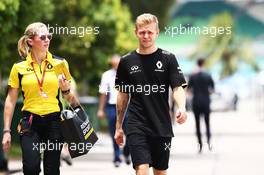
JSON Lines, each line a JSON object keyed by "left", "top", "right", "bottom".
{"left": 26, "top": 51, "right": 54, "bottom": 65}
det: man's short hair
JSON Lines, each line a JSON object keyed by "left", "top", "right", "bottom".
{"left": 111, "top": 54, "right": 121, "bottom": 60}
{"left": 197, "top": 58, "right": 205, "bottom": 67}
{"left": 135, "top": 13, "right": 159, "bottom": 30}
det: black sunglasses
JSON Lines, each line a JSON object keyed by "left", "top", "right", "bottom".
{"left": 39, "top": 34, "right": 52, "bottom": 41}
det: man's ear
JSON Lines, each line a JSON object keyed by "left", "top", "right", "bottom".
{"left": 156, "top": 28, "right": 160, "bottom": 36}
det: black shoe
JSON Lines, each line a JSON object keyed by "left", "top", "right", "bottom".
{"left": 198, "top": 144, "right": 203, "bottom": 154}
{"left": 0, "top": 159, "right": 8, "bottom": 172}
{"left": 125, "top": 157, "right": 131, "bottom": 165}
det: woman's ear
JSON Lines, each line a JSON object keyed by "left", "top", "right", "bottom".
{"left": 27, "top": 38, "right": 33, "bottom": 47}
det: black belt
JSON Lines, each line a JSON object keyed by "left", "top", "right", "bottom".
{"left": 106, "top": 104, "right": 116, "bottom": 107}
{"left": 22, "top": 111, "right": 61, "bottom": 121}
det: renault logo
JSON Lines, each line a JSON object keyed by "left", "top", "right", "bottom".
{"left": 156, "top": 61, "right": 163, "bottom": 69}
{"left": 47, "top": 63, "right": 53, "bottom": 69}
{"left": 131, "top": 65, "right": 139, "bottom": 70}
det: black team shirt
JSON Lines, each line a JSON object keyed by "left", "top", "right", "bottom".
{"left": 115, "top": 48, "right": 187, "bottom": 137}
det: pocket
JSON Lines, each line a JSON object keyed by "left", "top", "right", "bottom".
{"left": 17, "top": 115, "right": 32, "bottom": 135}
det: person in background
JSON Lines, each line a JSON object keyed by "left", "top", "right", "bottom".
{"left": 188, "top": 58, "right": 215, "bottom": 153}
{"left": 97, "top": 55, "right": 130, "bottom": 167}
{"left": 0, "top": 126, "right": 8, "bottom": 172}
{"left": 1, "top": 22, "right": 78, "bottom": 175}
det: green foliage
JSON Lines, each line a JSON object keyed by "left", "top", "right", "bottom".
{"left": 0, "top": 0, "right": 20, "bottom": 77}
{"left": 122, "top": 0, "right": 175, "bottom": 30}
{"left": 0, "top": 0, "right": 136, "bottom": 96}
{"left": 48, "top": 0, "right": 136, "bottom": 95}
{"left": 0, "top": 0, "right": 54, "bottom": 79}
{"left": 191, "top": 12, "right": 259, "bottom": 78}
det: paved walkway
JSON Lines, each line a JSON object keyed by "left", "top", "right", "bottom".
{"left": 3, "top": 99, "right": 264, "bottom": 175}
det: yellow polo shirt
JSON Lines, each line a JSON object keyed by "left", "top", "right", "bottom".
{"left": 8, "top": 52, "right": 70, "bottom": 116}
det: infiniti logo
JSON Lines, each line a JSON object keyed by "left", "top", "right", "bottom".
{"left": 131, "top": 65, "right": 139, "bottom": 71}
{"left": 129, "top": 65, "right": 141, "bottom": 74}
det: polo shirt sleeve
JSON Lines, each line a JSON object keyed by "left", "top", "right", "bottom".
{"left": 62, "top": 59, "right": 72, "bottom": 80}
{"left": 63, "top": 59, "right": 70, "bottom": 70}
{"left": 169, "top": 54, "right": 187, "bottom": 89}
{"left": 115, "top": 58, "right": 130, "bottom": 93}
{"left": 8, "top": 64, "right": 20, "bottom": 88}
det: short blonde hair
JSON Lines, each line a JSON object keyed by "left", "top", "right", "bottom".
{"left": 135, "top": 13, "right": 159, "bottom": 30}
{"left": 17, "top": 22, "right": 47, "bottom": 58}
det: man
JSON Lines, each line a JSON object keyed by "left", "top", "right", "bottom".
{"left": 97, "top": 55, "right": 130, "bottom": 167}
{"left": 0, "top": 129, "right": 8, "bottom": 172}
{"left": 1, "top": 99, "right": 8, "bottom": 172}
{"left": 114, "top": 13, "right": 187, "bottom": 175}
{"left": 188, "top": 58, "right": 215, "bottom": 153}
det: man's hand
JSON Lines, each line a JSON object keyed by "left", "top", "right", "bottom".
{"left": 2, "top": 132, "right": 11, "bottom": 152}
{"left": 97, "top": 109, "right": 105, "bottom": 119}
{"left": 114, "top": 128, "right": 124, "bottom": 146}
{"left": 176, "top": 109, "right": 187, "bottom": 124}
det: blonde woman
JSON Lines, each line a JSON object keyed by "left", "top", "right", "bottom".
{"left": 1, "top": 22, "right": 78, "bottom": 175}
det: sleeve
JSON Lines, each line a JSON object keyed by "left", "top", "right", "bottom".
{"left": 115, "top": 59, "right": 130, "bottom": 93}
{"left": 63, "top": 59, "right": 70, "bottom": 70}
{"left": 62, "top": 59, "right": 72, "bottom": 81}
{"left": 99, "top": 73, "right": 109, "bottom": 94}
{"left": 168, "top": 54, "right": 187, "bottom": 89}
{"left": 209, "top": 75, "right": 215, "bottom": 90}
{"left": 188, "top": 75, "right": 193, "bottom": 90}
{"left": 8, "top": 64, "right": 20, "bottom": 88}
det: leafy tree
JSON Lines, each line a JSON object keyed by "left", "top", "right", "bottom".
{"left": 122, "top": 0, "right": 175, "bottom": 30}
{"left": 0, "top": 0, "right": 53, "bottom": 88}
{"left": 0, "top": 0, "right": 136, "bottom": 96}
{"left": 0, "top": 0, "right": 19, "bottom": 85}
{"left": 48, "top": 0, "right": 136, "bottom": 95}
{"left": 190, "top": 12, "right": 259, "bottom": 78}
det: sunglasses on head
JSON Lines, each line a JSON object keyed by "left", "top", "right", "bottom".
{"left": 39, "top": 34, "right": 52, "bottom": 41}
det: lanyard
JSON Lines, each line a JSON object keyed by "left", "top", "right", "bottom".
{"left": 31, "top": 61, "right": 48, "bottom": 96}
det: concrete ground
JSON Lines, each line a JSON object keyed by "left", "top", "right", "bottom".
{"left": 2, "top": 98, "right": 264, "bottom": 175}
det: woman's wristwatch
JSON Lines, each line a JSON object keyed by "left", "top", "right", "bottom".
{"left": 3, "top": 129, "right": 11, "bottom": 134}
{"left": 61, "top": 89, "right": 70, "bottom": 95}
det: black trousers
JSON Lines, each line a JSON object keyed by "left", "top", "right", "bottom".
{"left": 20, "top": 112, "right": 63, "bottom": 175}
{"left": 192, "top": 105, "right": 211, "bottom": 146}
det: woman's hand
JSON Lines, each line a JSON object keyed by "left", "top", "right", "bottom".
{"left": 58, "top": 74, "right": 71, "bottom": 91}
{"left": 2, "top": 132, "right": 11, "bottom": 152}
{"left": 58, "top": 74, "right": 80, "bottom": 107}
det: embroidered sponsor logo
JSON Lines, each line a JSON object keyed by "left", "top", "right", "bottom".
{"left": 155, "top": 61, "right": 164, "bottom": 72}
{"left": 131, "top": 65, "right": 139, "bottom": 71}
{"left": 129, "top": 65, "right": 141, "bottom": 74}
